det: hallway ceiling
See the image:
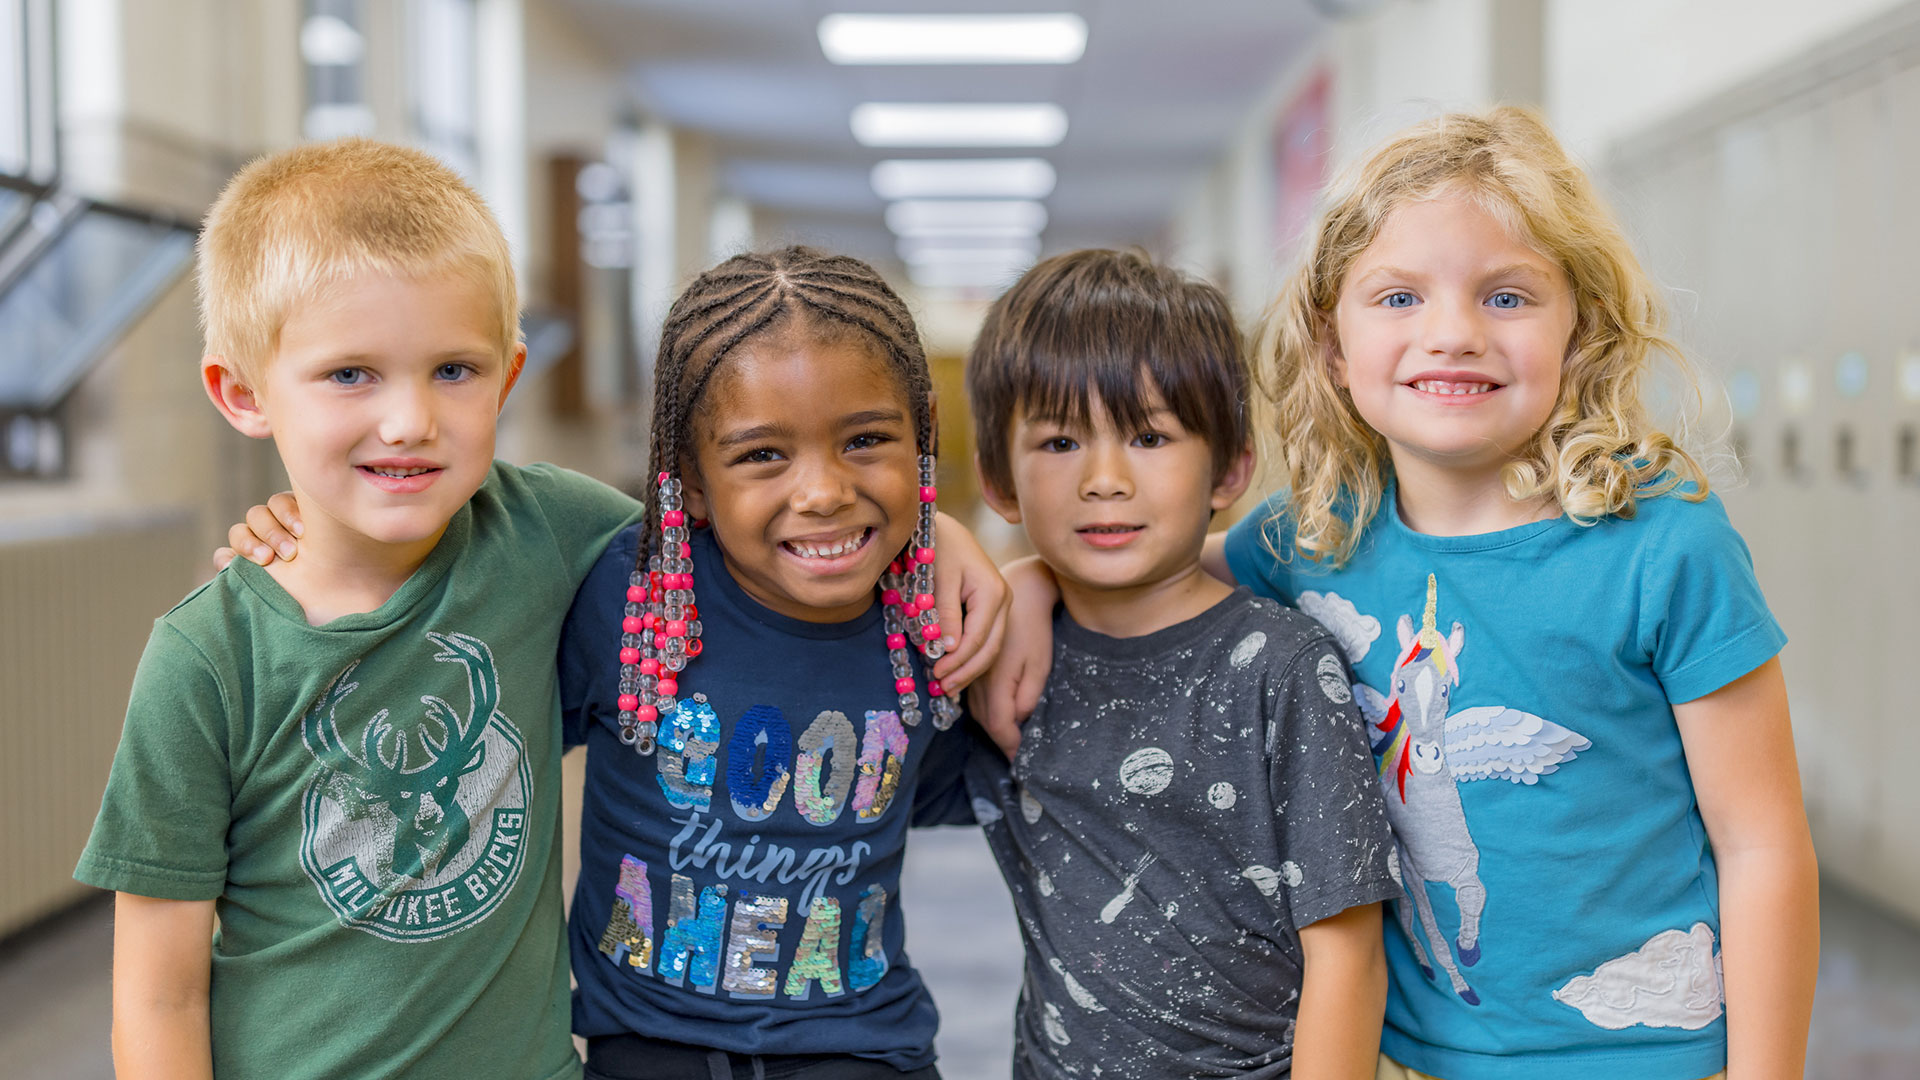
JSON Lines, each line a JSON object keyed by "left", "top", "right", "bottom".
{"left": 553, "top": 0, "right": 1326, "bottom": 274}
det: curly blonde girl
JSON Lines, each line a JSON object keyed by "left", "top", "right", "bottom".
{"left": 1256, "top": 106, "right": 1707, "bottom": 566}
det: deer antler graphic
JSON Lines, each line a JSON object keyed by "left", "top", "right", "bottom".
{"left": 302, "top": 633, "right": 503, "bottom": 882}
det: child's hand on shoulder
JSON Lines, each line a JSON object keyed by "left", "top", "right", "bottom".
{"left": 212, "top": 492, "right": 302, "bottom": 569}
{"left": 928, "top": 510, "right": 1009, "bottom": 693}
{"left": 971, "top": 555, "right": 1060, "bottom": 758}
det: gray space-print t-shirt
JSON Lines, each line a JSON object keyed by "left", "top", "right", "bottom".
{"left": 967, "top": 588, "right": 1397, "bottom": 1079}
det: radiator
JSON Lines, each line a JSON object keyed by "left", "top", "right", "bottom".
{"left": 0, "top": 510, "right": 199, "bottom": 937}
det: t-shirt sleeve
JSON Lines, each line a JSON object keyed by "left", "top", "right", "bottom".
{"left": 1637, "top": 494, "right": 1787, "bottom": 704}
{"left": 560, "top": 525, "right": 641, "bottom": 749}
{"left": 74, "top": 623, "right": 234, "bottom": 900}
{"left": 517, "top": 462, "right": 646, "bottom": 588}
{"left": 1223, "top": 493, "right": 1297, "bottom": 602}
{"left": 910, "top": 719, "right": 980, "bottom": 827}
{"left": 1265, "top": 635, "right": 1399, "bottom": 927}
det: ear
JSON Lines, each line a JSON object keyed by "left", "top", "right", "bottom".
{"left": 497, "top": 341, "right": 527, "bottom": 410}
{"left": 202, "top": 356, "right": 273, "bottom": 439}
{"left": 1328, "top": 340, "right": 1350, "bottom": 389}
{"left": 1209, "top": 444, "right": 1256, "bottom": 512}
{"left": 679, "top": 453, "right": 710, "bottom": 522}
{"left": 975, "top": 452, "right": 1022, "bottom": 525}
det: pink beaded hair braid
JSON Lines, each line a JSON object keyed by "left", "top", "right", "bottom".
{"left": 615, "top": 246, "right": 961, "bottom": 753}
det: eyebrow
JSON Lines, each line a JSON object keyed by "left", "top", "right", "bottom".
{"left": 1352, "top": 262, "right": 1555, "bottom": 288}
{"left": 712, "top": 408, "right": 909, "bottom": 449}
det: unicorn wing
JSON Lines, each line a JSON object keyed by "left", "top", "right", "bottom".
{"left": 1443, "top": 705, "right": 1591, "bottom": 785}
{"left": 1354, "top": 682, "right": 1390, "bottom": 729}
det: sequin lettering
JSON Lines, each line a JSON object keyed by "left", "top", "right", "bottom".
{"left": 726, "top": 705, "right": 792, "bottom": 822}
{"left": 793, "top": 710, "right": 856, "bottom": 826}
{"left": 783, "top": 895, "right": 845, "bottom": 999}
{"left": 849, "top": 883, "right": 889, "bottom": 991}
{"left": 658, "top": 698, "right": 721, "bottom": 811}
{"left": 597, "top": 855, "right": 655, "bottom": 971}
{"left": 852, "top": 710, "right": 908, "bottom": 820}
{"left": 657, "top": 874, "right": 727, "bottom": 991}
{"left": 721, "top": 893, "right": 790, "bottom": 998}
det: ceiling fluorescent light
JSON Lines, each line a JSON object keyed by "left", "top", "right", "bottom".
{"left": 872, "top": 159, "right": 1056, "bottom": 200}
{"left": 903, "top": 248, "right": 1038, "bottom": 270}
{"left": 885, "top": 199, "right": 1048, "bottom": 235}
{"left": 852, "top": 104, "right": 1067, "bottom": 148}
{"left": 889, "top": 224, "right": 1044, "bottom": 243}
{"left": 898, "top": 235, "right": 1041, "bottom": 263}
{"left": 908, "top": 263, "right": 1027, "bottom": 290}
{"left": 820, "top": 14, "right": 1088, "bottom": 65}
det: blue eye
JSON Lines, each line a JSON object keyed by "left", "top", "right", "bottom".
{"left": 328, "top": 368, "right": 368, "bottom": 386}
{"left": 1383, "top": 291, "right": 1418, "bottom": 309}
{"left": 436, "top": 362, "right": 474, "bottom": 381}
{"left": 1488, "top": 292, "right": 1525, "bottom": 309}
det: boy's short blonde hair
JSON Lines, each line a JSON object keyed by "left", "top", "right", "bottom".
{"left": 1257, "top": 106, "right": 1708, "bottom": 567}
{"left": 197, "top": 138, "right": 517, "bottom": 381}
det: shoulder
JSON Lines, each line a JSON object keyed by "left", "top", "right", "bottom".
{"left": 154, "top": 571, "right": 264, "bottom": 657}
{"left": 1205, "top": 590, "right": 1343, "bottom": 674}
{"left": 1603, "top": 485, "right": 1747, "bottom": 564}
{"left": 483, "top": 460, "right": 642, "bottom": 517}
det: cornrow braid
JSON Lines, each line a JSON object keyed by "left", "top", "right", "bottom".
{"left": 612, "top": 246, "right": 958, "bottom": 754}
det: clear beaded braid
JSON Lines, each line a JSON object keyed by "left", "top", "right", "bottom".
{"left": 613, "top": 456, "right": 958, "bottom": 753}
{"left": 615, "top": 472, "right": 704, "bottom": 753}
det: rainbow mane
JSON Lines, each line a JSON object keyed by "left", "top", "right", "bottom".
{"left": 1375, "top": 575, "right": 1449, "bottom": 803}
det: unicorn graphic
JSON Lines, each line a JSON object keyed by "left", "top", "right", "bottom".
{"left": 1354, "top": 575, "right": 1589, "bottom": 1006}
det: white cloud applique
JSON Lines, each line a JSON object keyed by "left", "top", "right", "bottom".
{"left": 1295, "top": 591, "right": 1381, "bottom": 664}
{"left": 1552, "top": 923, "right": 1724, "bottom": 1030}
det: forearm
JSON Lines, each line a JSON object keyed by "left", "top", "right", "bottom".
{"left": 1718, "top": 839, "right": 1819, "bottom": 1080}
{"left": 112, "top": 893, "right": 215, "bottom": 1080}
{"left": 1292, "top": 905, "right": 1386, "bottom": 1080}
{"left": 113, "top": 994, "right": 214, "bottom": 1080}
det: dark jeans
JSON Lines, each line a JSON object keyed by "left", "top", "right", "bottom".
{"left": 584, "top": 1033, "right": 944, "bottom": 1080}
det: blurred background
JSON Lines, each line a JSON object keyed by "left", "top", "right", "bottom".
{"left": 2, "top": 1, "right": 1918, "bottom": 1076}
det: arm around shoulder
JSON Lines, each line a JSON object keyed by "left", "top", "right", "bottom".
{"left": 111, "top": 893, "right": 215, "bottom": 1080}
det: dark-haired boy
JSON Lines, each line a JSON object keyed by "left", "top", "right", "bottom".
{"left": 964, "top": 249, "right": 1398, "bottom": 1079}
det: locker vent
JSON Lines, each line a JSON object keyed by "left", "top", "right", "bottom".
{"left": 0, "top": 512, "right": 198, "bottom": 937}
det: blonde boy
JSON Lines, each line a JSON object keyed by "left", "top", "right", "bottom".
{"left": 76, "top": 140, "right": 638, "bottom": 1079}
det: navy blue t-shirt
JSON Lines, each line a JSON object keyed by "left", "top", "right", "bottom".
{"left": 560, "top": 524, "right": 974, "bottom": 1068}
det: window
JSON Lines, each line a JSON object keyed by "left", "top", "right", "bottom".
{"left": 0, "top": 0, "right": 55, "bottom": 183}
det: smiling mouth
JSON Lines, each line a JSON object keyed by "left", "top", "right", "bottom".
{"left": 358, "top": 465, "right": 440, "bottom": 478}
{"left": 1409, "top": 379, "right": 1499, "bottom": 396}
{"left": 782, "top": 527, "right": 874, "bottom": 560}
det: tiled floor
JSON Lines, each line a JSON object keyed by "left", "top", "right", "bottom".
{"left": 3, "top": 837, "right": 1913, "bottom": 1080}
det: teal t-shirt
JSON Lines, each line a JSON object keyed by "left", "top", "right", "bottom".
{"left": 76, "top": 461, "right": 640, "bottom": 1080}
{"left": 1223, "top": 485, "right": 1784, "bottom": 1080}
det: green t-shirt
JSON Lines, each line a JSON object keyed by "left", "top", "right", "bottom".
{"left": 76, "top": 461, "right": 640, "bottom": 1080}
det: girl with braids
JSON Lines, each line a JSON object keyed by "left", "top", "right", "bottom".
{"left": 554, "top": 246, "right": 992, "bottom": 1079}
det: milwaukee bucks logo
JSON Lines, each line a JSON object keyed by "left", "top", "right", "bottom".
{"left": 299, "top": 632, "right": 532, "bottom": 942}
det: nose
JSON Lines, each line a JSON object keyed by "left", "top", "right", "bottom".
{"left": 378, "top": 379, "right": 437, "bottom": 446}
{"left": 1079, "top": 439, "right": 1133, "bottom": 501}
{"left": 1420, "top": 294, "right": 1486, "bottom": 359}
{"left": 789, "top": 455, "right": 857, "bottom": 516}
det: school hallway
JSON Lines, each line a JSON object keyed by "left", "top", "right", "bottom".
{"left": 2, "top": 829, "right": 1915, "bottom": 1079}
{"left": 9, "top": 0, "right": 1920, "bottom": 1074}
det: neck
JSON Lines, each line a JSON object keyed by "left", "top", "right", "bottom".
{"left": 1056, "top": 557, "right": 1232, "bottom": 640}
{"left": 263, "top": 512, "right": 444, "bottom": 626}
{"left": 1389, "top": 453, "right": 1559, "bottom": 536}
